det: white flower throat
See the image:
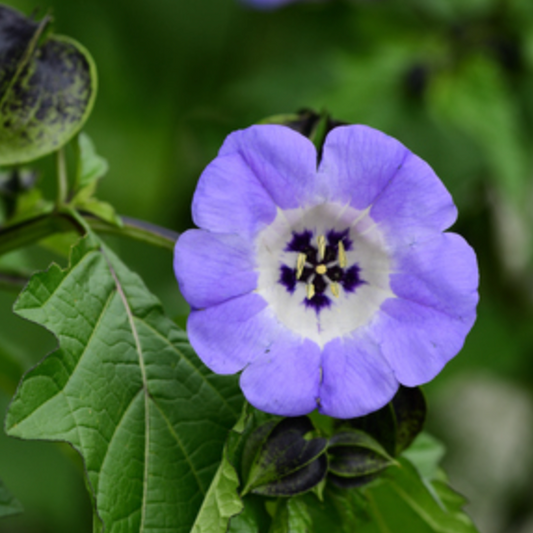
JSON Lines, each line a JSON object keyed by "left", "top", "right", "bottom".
{"left": 255, "top": 202, "right": 395, "bottom": 347}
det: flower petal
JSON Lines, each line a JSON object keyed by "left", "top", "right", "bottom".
{"left": 373, "top": 299, "right": 475, "bottom": 386}
{"left": 369, "top": 151, "right": 457, "bottom": 247}
{"left": 240, "top": 334, "right": 321, "bottom": 416}
{"left": 372, "top": 234, "right": 479, "bottom": 385}
{"left": 192, "top": 151, "right": 277, "bottom": 238}
{"left": 187, "top": 293, "right": 270, "bottom": 374}
{"left": 174, "top": 230, "right": 257, "bottom": 309}
{"left": 390, "top": 232, "right": 479, "bottom": 319}
{"left": 318, "top": 125, "right": 409, "bottom": 208}
{"left": 218, "top": 125, "right": 321, "bottom": 210}
{"left": 319, "top": 332, "right": 399, "bottom": 419}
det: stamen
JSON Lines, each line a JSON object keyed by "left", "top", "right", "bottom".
{"left": 317, "top": 235, "right": 326, "bottom": 260}
{"left": 306, "top": 283, "right": 315, "bottom": 300}
{"left": 315, "top": 264, "right": 327, "bottom": 275}
{"left": 330, "top": 282, "right": 340, "bottom": 298}
{"left": 296, "top": 253, "right": 306, "bottom": 279}
{"left": 338, "top": 241, "right": 347, "bottom": 268}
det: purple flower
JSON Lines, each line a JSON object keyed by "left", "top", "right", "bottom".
{"left": 241, "top": 0, "right": 297, "bottom": 8}
{"left": 174, "top": 124, "right": 479, "bottom": 419}
{"left": 240, "top": 0, "right": 325, "bottom": 9}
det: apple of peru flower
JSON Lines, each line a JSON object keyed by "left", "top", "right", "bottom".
{"left": 173, "top": 124, "right": 479, "bottom": 419}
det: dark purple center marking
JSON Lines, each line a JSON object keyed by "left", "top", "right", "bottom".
{"left": 279, "top": 229, "right": 365, "bottom": 312}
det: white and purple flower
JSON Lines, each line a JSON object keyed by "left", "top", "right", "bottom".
{"left": 174, "top": 124, "right": 479, "bottom": 419}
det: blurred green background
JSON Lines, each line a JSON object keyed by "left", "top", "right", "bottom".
{"left": 2, "top": 0, "right": 533, "bottom": 531}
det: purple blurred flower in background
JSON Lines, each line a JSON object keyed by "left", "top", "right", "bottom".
{"left": 242, "top": 0, "right": 297, "bottom": 8}
{"left": 240, "top": 0, "right": 325, "bottom": 9}
{"left": 174, "top": 124, "right": 479, "bottom": 418}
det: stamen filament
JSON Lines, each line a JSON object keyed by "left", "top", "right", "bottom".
{"left": 306, "top": 283, "right": 315, "bottom": 300}
{"left": 338, "top": 241, "right": 347, "bottom": 268}
{"left": 296, "top": 253, "right": 306, "bottom": 279}
{"left": 331, "top": 282, "right": 340, "bottom": 298}
{"left": 317, "top": 235, "right": 326, "bottom": 260}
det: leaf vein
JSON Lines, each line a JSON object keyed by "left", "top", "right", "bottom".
{"left": 137, "top": 319, "right": 238, "bottom": 415}
{"left": 102, "top": 248, "right": 150, "bottom": 533}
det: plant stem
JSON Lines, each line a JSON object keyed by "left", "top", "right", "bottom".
{"left": 86, "top": 215, "right": 178, "bottom": 250}
{"left": 0, "top": 210, "right": 179, "bottom": 257}
{"left": 0, "top": 270, "right": 31, "bottom": 292}
{"left": 56, "top": 148, "right": 68, "bottom": 205}
{"left": 0, "top": 213, "right": 81, "bottom": 257}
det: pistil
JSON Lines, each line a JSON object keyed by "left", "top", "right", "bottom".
{"left": 315, "top": 264, "right": 327, "bottom": 275}
{"left": 280, "top": 227, "right": 364, "bottom": 312}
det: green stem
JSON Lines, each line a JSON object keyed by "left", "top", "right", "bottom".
{"left": 0, "top": 213, "right": 81, "bottom": 257}
{"left": 85, "top": 214, "right": 178, "bottom": 251}
{"left": 0, "top": 269, "right": 31, "bottom": 292}
{"left": 59, "top": 204, "right": 91, "bottom": 233}
{"left": 0, "top": 211, "right": 179, "bottom": 257}
{"left": 56, "top": 148, "right": 68, "bottom": 205}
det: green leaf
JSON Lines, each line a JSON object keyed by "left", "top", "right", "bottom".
{"left": 191, "top": 404, "right": 283, "bottom": 533}
{"left": 365, "top": 458, "right": 479, "bottom": 533}
{"left": 68, "top": 134, "right": 119, "bottom": 227}
{"left": 0, "top": 477, "right": 23, "bottom": 518}
{"left": 258, "top": 110, "right": 344, "bottom": 155}
{"left": 0, "top": 5, "right": 97, "bottom": 165}
{"left": 301, "top": 487, "right": 369, "bottom": 533}
{"left": 340, "top": 402, "right": 397, "bottom": 457}
{"left": 228, "top": 495, "right": 270, "bottom": 533}
{"left": 340, "top": 386, "right": 426, "bottom": 457}
{"left": 269, "top": 497, "right": 312, "bottom": 533}
{"left": 327, "top": 430, "right": 394, "bottom": 479}
{"left": 190, "top": 404, "right": 252, "bottom": 533}
{"left": 431, "top": 480, "right": 469, "bottom": 513}
{"left": 77, "top": 198, "right": 123, "bottom": 227}
{"left": 5, "top": 233, "right": 243, "bottom": 532}
{"left": 190, "top": 445, "right": 243, "bottom": 533}
{"left": 391, "top": 386, "right": 426, "bottom": 455}
{"left": 327, "top": 487, "right": 369, "bottom": 531}
{"left": 4, "top": 187, "right": 54, "bottom": 226}
{"left": 402, "top": 432, "right": 446, "bottom": 482}
{"left": 243, "top": 417, "right": 328, "bottom": 497}
{"left": 75, "top": 132, "right": 109, "bottom": 190}
{"left": 241, "top": 419, "right": 278, "bottom": 486}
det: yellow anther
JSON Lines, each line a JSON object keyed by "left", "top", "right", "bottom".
{"left": 315, "top": 264, "right": 327, "bottom": 275}
{"left": 330, "top": 282, "right": 340, "bottom": 298}
{"left": 317, "top": 235, "right": 326, "bottom": 260}
{"left": 306, "top": 283, "right": 315, "bottom": 300}
{"left": 338, "top": 241, "right": 347, "bottom": 268}
{"left": 296, "top": 253, "right": 306, "bottom": 279}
